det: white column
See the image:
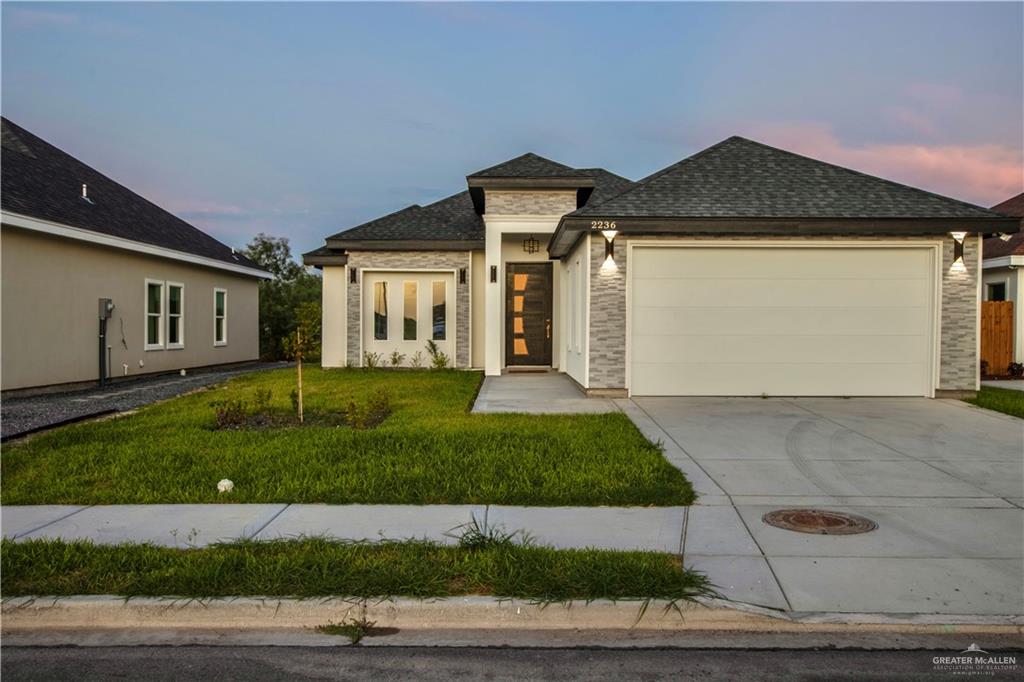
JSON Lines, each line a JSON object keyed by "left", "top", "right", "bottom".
{"left": 484, "top": 218, "right": 503, "bottom": 375}
{"left": 321, "top": 266, "right": 347, "bottom": 367}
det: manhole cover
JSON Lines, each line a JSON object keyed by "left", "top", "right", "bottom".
{"left": 762, "top": 509, "right": 877, "bottom": 535}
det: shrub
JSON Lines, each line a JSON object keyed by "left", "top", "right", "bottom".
{"left": 252, "top": 388, "right": 272, "bottom": 415}
{"left": 363, "top": 352, "right": 382, "bottom": 369}
{"left": 980, "top": 360, "right": 990, "bottom": 377}
{"left": 389, "top": 351, "right": 406, "bottom": 368}
{"left": 345, "top": 389, "right": 392, "bottom": 430}
{"left": 1009, "top": 362, "right": 1024, "bottom": 377}
{"left": 408, "top": 351, "right": 424, "bottom": 369}
{"left": 211, "top": 398, "right": 249, "bottom": 429}
{"left": 425, "top": 340, "right": 449, "bottom": 370}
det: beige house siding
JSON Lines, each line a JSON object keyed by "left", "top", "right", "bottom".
{"left": 343, "top": 250, "right": 472, "bottom": 368}
{"left": 1, "top": 226, "right": 260, "bottom": 391}
{"left": 584, "top": 234, "right": 980, "bottom": 394}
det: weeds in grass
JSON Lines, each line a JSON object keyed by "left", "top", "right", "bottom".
{"left": 317, "top": 616, "right": 377, "bottom": 644}
{"left": 451, "top": 514, "right": 531, "bottom": 550}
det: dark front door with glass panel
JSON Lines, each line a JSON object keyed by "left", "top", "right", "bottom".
{"left": 505, "top": 262, "right": 552, "bottom": 366}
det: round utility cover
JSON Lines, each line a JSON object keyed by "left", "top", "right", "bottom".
{"left": 762, "top": 509, "right": 877, "bottom": 535}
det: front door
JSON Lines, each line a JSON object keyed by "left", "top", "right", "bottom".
{"left": 505, "top": 262, "right": 552, "bottom": 366}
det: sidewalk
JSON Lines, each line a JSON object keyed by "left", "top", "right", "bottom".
{"left": 1, "top": 502, "right": 784, "bottom": 610}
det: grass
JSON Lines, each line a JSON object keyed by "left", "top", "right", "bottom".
{"left": 965, "top": 386, "right": 1024, "bottom": 419}
{"left": 1, "top": 368, "right": 693, "bottom": 506}
{"left": 0, "top": 538, "right": 714, "bottom": 603}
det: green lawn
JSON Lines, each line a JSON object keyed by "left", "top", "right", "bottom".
{"left": 1, "top": 368, "right": 693, "bottom": 506}
{"left": 965, "top": 386, "right": 1024, "bottom": 419}
{"left": 1, "top": 538, "right": 712, "bottom": 602}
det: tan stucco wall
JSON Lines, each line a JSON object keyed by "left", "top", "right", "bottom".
{"left": 1, "top": 226, "right": 260, "bottom": 390}
{"left": 320, "top": 265, "right": 348, "bottom": 367}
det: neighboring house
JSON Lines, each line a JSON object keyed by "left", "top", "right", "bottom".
{"left": 305, "top": 136, "right": 1018, "bottom": 398}
{"left": 1, "top": 118, "right": 271, "bottom": 392}
{"left": 982, "top": 192, "right": 1024, "bottom": 364}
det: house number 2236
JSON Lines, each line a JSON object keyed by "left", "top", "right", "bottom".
{"left": 590, "top": 221, "right": 616, "bottom": 230}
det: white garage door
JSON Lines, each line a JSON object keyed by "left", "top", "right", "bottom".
{"left": 629, "top": 246, "right": 936, "bottom": 396}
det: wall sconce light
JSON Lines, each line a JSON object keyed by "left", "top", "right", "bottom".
{"left": 459, "top": 268, "right": 467, "bottom": 284}
{"left": 601, "top": 229, "right": 618, "bottom": 270}
{"left": 950, "top": 231, "right": 967, "bottom": 271}
{"left": 349, "top": 267, "right": 357, "bottom": 284}
{"left": 523, "top": 235, "right": 539, "bottom": 254}
{"left": 490, "top": 265, "right": 497, "bottom": 283}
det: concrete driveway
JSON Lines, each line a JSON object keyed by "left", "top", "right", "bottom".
{"left": 619, "top": 397, "right": 1024, "bottom": 616}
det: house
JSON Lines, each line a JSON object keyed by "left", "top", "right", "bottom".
{"left": 304, "top": 136, "right": 1018, "bottom": 398}
{"left": 1, "top": 118, "right": 271, "bottom": 392}
{"left": 982, "top": 192, "right": 1024, "bottom": 367}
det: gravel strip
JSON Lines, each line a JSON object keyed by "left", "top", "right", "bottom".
{"left": 1, "top": 363, "right": 288, "bottom": 440}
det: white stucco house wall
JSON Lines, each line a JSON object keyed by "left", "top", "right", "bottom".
{"left": 305, "top": 137, "right": 1019, "bottom": 398}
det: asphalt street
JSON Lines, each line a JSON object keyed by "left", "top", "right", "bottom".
{"left": 3, "top": 646, "right": 1022, "bottom": 681}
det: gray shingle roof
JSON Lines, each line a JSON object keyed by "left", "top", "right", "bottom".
{"left": 983, "top": 193, "right": 1024, "bottom": 259}
{"left": 327, "top": 191, "right": 484, "bottom": 243}
{"left": 467, "top": 152, "right": 591, "bottom": 179}
{"left": 570, "top": 136, "right": 1003, "bottom": 220}
{"left": 1, "top": 118, "right": 267, "bottom": 273}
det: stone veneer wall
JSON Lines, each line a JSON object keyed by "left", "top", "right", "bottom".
{"left": 485, "top": 190, "right": 577, "bottom": 215}
{"left": 344, "top": 251, "right": 473, "bottom": 368}
{"left": 587, "top": 235, "right": 979, "bottom": 393}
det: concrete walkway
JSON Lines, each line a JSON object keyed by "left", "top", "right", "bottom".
{"left": 472, "top": 373, "right": 615, "bottom": 414}
{"left": 982, "top": 379, "right": 1024, "bottom": 391}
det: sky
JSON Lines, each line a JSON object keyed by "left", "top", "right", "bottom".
{"left": 3, "top": 1, "right": 1022, "bottom": 258}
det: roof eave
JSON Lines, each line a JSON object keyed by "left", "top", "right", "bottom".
{"left": 323, "top": 238, "right": 483, "bottom": 252}
{"left": 466, "top": 177, "right": 595, "bottom": 190}
{"left": 547, "top": 215, "right": 1023, "bottom": 258}
{"left": 1, "top": 210, "right": 273, "bottom": 279}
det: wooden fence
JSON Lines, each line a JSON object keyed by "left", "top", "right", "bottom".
{"left": 981, "top": 301, "right": 1014, "bottom": 375}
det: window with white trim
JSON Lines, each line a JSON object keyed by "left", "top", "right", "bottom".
{"left": 167, "top": 283, "right": 184, "bottom": 348}
{"left": 145, "top": 279, "right": 164, "bottom": 350}
{"left": 214, "top": 288, "right": 227, "bottom": 346}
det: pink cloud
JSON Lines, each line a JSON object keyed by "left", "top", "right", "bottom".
{"left": 744, "top": 123, "right": 1023, "bottom": 207}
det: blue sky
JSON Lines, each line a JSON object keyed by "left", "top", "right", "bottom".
{"left": 3, "top": 2, "right": 1022, "bottom": 257}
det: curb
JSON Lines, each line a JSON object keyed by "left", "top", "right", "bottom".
{"left": 3, "top": 596, "right": 1021, "bottom": 635}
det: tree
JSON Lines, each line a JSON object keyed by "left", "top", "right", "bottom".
{"left": 282, "top": 301, "right": 321, "bottom": 423}
{"left": 243, "top": 234, "right": 322, "bottom": 360}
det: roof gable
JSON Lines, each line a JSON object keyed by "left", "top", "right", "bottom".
{"left": 571, "top": 136, "right": 1003, "bottom": 220}
{"left": 467, "top": 152, "right": 589, "bottom": 179}
{"left": 0, "top": 118, "right": 266, "bottom": 273}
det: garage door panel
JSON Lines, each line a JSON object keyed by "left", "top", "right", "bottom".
{"left": 633, "top": 332, "right": 929, "bottom": 365}
{"left": 632, "top": 277, "right": 931, "bottom": 309}
{"left": 636, "top": 247, "right": 932, "bottom": 279}
{"left": 629, "top": 246, "right": 935, "bottom": 397}
{"left": 632, "top": 305, "right": 931, "bottom": 337}
{"left": 631, "top": 361, "right": 930, "bottom": 397}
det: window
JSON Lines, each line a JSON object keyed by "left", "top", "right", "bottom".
{"left": 167, "top": 283, "right": 184, "bottom": 348}
{"left": 145, "top": 280, "right": 164, "bottom": 349}
{"left": 373, "top": 281, "right": 388, "bottom": 340}
{"left": 403, "top": 281, "right": 417, "bottom": 341}
{"left": 987, "top": 282, "right": 1007, "bottom": 302}
{"left": 432, "top": 281, "right": 446, "bottom": 341}
{"left": 214, "top": 288, "right": 227, "bottom": 346}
